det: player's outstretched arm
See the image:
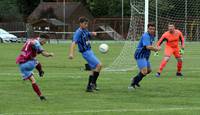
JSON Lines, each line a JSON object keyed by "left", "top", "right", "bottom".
{"left": 69, "top": 42, "right": 76, "bottom": 59}
{"left": 91, "top": 32, "right": 97, "bottom": 36}
{"left": 146, "top": 45, "right": 160, "bottom": 52}
{"left": 41, "top": 51, "right": 54, "bottom": 57}
{"left": 156, "top": 34, "right": 166, "bottom": 49}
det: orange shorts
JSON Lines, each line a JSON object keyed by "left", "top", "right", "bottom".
{"left": 164, "top": 46, "right": 181, "bottom": 58}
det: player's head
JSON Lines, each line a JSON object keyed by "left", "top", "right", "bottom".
{"left": 39, "top": 34, "right": 49, "bottom": 45}
{"left": 168, "top": 23, "right": 175, "bottom": 33}
{"left": 79, "top": 16, "right": 89, "bottom": 29}
{"left": 147, "top": 23, "right": 156, "bottom": 35}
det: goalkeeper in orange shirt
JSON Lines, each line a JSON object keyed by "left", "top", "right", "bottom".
{"left": 156, "top": 23, "right": 185, "bottom": 77}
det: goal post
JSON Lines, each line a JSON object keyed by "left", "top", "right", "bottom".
{"left": 144, "top": 0, "right": 149, "bottom": 33}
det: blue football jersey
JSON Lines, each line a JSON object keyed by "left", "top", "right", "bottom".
{"left": 134, "top": 32, "right": 155, "bottom": 59}
{"left": 73, "top": 28, "right": 92, "bottom": 53}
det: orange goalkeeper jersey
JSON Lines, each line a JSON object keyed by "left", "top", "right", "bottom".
{"left": 157, "top": 29, "right": 185, "bottom": 48}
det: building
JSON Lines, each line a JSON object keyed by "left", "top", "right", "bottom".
{"left": 28, "top": 2, "right": 93, "bottom": 32}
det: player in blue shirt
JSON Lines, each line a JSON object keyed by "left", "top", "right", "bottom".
{"left": 69, "top": 17, "right": 102, "bottom": 92}
{"left": 129, "top": 23, "right": 160, "bottom": 89}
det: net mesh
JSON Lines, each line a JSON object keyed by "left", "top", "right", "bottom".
{"left": 104, "top": 0, "right": 200, "bottom": 72}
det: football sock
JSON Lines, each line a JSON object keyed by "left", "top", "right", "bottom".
{"left": 159, "top": 60, "right": 168, "bottom": 73}
{"left": 32, "top": 83, "right": 42, "bottom": 97}
{"left": 177, "top": 61, "right": 182, "bottom": 73}
{"left": 87, "top": 75, "right": 93, "bottom": 86}
{"left": 36, "top": 63, "right": 43, "bottom": 73}
{"left": 137, "top": 72, "right": 146, "bottom": 83}
{"left": 133, "top": 72, "right": 146, "bottom": 85}
{"left": 93, "top": 71, "right": 100, "bottom": 84}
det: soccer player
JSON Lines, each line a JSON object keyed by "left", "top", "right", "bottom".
{"left": 69, "top": 16, "right": 102, "bottom": 92}
{"left": 16, "top": 34, "right": 54, "bottom": 101}
{"left": 155, "top": 23, "right": 185, "bottom": 77}
{"left": 129, "top": 23, "right": 160, "bottom": 88}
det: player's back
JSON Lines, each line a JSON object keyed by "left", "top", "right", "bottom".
{"left": 16, "top": 39, "right": 38, "bottom": 64}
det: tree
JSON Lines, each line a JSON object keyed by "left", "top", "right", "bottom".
{"left": 17, "top": 0, "right": 40, "bottom": 21}
{"left": 0, "top": 0, "right": 22, "bottom": 22}
{"left": 86, "top": 0, "right": 130, "bottom": 17}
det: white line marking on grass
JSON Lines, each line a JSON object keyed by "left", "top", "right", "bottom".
{"left": 2, "top": 107, "right": 200, "bottom": 115}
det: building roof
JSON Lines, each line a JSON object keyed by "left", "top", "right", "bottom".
{"left": 39, "top": 18, "right": 65, "bottom": 26}
{"left": 31, "top": 18, "right": 66, "bottom": 26}
{"left": 28, "top": 2, "right": 82, "bottom": 21}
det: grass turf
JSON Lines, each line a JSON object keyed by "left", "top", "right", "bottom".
{"left": 0, "top": 42, "right": 200, "bottom": 115}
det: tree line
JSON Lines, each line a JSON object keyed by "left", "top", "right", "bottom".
{"left": 0, "top": 0, "right": 130, "bottom": 22}
{"left": 0, "top": 0, "right": 199, "bottom": 22}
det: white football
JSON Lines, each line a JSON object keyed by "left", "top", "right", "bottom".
{"left": 99, "top": 43, "right": 109, "bottom": 53}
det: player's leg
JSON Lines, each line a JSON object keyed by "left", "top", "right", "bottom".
{"left": 91, "top": 63, "right": 102, "bottom": 90}
{"left": 86, "top": 71, "right": 95, "bottom": 92}
{"left": 86, "top": 65, "right": 102, "bottom": 92}
{"left": 174, "top": 48, "right": 183, "bottom": 76}
{"left": 156, "top": 46, "right": 172, "bottom": 77}
{"left": 130, "top": 58, "right": 148, "bottom": 88}
{"left": 147, "top": 68, "right": 152, "bottom": 74}
{"left": 82, "top": 50, "right": 102, "bottom": 92}
{"left": 28, "top": 75, "right": 46, "bottom": 101}
{"left": 147, "top": 60, "right": 152, "bottom": 74}
{"left": 19, "top": 60, "right": 46, "bottom": 101}
{"left": 35, "top": 61, "right": 44, "bottom": 77}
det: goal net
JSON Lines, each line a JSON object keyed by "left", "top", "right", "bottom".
{"left": 104, "top": 0, "right": 200, "bottom": 71}
{"left": 103, "top": 0, "right": 144, "bottom": 71}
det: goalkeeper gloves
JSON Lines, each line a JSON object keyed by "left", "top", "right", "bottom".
{"left": 180, "top": 48, "right": 184, "bottom": 55}
{"left": 154, "top": 52, "right": 159, "bottom": 56}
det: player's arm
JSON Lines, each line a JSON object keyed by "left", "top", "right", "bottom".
{"left": 69, "top": 31, "right": 80, "bottom": 59}
{"left": 90, "top": 32, "right": 97, "bottom": 36}
{"left": 143, "top": 36, "right": 160, "bottom": 52}
{"left": 34, "top": 41, "right": 54, "bottom": 57}
{"left": 41, "top": 51, "right": 54, "bottom": 57}
{"left": 146, "top": 45, "right": 160, "bottom": 52}
{"left": 179, "top": 32, "right": 185, "bottom": 55}
{"left": 179, "top": 32, "right": 185, "bottom": 49}
{"left": 68, "top": 42, "right": 76, "bottom": 59}
{"left": 88, "top": 32, "right": 97, "bottom": 40}
{"left": 157, "top": 34, "right": 167, "bottom": 49}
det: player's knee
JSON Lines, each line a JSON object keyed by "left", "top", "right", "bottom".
{"left": 164, "top": 57, "right": 170, "bottom": 62}
{"left": 30, "top": 79, "right": 36, "bottom": 84}
{"left": 176, "top": 58, "right": 183, "bottom": 62}
{"left": 96, "top": 63, "right": 102, "bottom": 71}
{"left": 98, "top": 63, "right": 103, "bottom": 69}
{"left": 141, "top": 69, "right": 148, "bottom": 75}
{"left": 142, "top": 71, "right": 148, "bottom": 75}
{"left": 147, "top": 69, "right": 152, "bottom": 74}
{"left": 29, "top": 76, "right": 36, "bottom": 84}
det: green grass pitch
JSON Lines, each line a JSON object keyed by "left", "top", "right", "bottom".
{"left": 0, "top": 42, "right": 200, "bottom": 115}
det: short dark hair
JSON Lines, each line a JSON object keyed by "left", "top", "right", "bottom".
{"left": 79, "top": 16, "right": 89, "bottom": 23}
{"left": 148, "top": 23, "right": 155, "bottom": 28}
{"left": 168, "top": 23, "right": 175, "bottom": 26}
